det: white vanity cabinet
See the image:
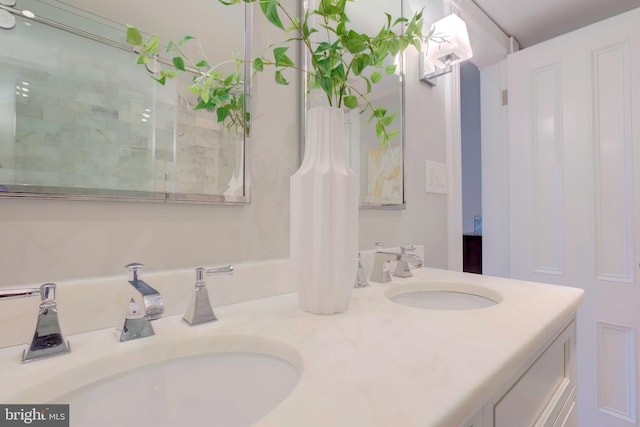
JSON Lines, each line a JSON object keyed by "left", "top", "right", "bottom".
{"left": 461, "top": 319, "right": 576, "bottom": 427}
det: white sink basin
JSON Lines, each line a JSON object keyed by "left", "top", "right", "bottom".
{"left": 52, "top": 351, "right": 300, "bottom": 427}
{"left": 386, "top": 281, "right": 502, "bottom": 310}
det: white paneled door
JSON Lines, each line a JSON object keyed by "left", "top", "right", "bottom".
{"left": 506, "top": 8, "right": 640, "bottom": 427}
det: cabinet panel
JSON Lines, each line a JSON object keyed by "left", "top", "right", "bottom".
{"left": 557, "top": 401, "right": 576, "bottom": 427}
{"left": 461, "top": 408, "right": 484, "bottom": 427}
{"left": 553, "top": 387, "right": 577, "bottom": 427}
{"left": 491, "top": 321, "right": 575, "bottom": 427}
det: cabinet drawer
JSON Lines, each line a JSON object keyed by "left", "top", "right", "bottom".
{"left": 493, "top": 321, "right": 575, "bottom": 427}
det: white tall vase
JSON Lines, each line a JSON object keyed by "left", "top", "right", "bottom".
{"left": 290, "top": 106, "right": 359, "bottom": 314}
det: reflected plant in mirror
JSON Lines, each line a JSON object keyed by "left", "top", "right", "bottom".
{"left": 126, "top": 28, "right": 250, "bottom": 135}
{"left": 0, "top": 0, "right": 249, "bottom": 203}
{"left": 126, "top": 0, "right": 435, "bottom": 147}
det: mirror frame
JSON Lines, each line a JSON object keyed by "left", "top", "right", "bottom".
{"left": 0, "top": 1, "right": 253, "bottom": 205}
{"left": 299, "top": 0, "right": 407, "bottom": 210}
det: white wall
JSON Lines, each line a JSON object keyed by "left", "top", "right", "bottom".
{"left": 0, "top": 0, "right": 450, "bottom": 286}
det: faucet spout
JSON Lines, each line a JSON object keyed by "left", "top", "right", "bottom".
{"left": 393, "top": 245, "right": 423, "bottom": 278}
{"left": 118, "top": 263, "right": 164, "bottom": 342}
{"left": 128, "top": 277, "right": 164, "bottom": 320}
{"left": 370, "top": 241, "right": 398, "bottom": 283}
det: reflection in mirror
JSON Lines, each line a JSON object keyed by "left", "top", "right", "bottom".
{"left": 303, "top": 0, "right": 405, "bottom": 209}
{"left": 0, "top": 0, "right": 249, "bottom": 203}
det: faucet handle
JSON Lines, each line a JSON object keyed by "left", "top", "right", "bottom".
{"left": 24, "top": 283, "right": 70, "bottom": 362}
{"left": 0, "top": 284, "right": 69, "bottom": 362}
{"left": 375, "top": 242, "right": 384, "bottom": 252}
{"left": 125, "top": 262, "right": 144, "bottom": 281}
{"left": 185, "top": 265, "right": 233, "bottom": 326}
{"left": 354, "top": 253, "right": 369, "bottom": 288}
{"left": 400, "top": 245, "right": 416, "bottom": 254}
{"left": 39, "top": 283, "right": 58, "bottom": 308}
{"left": 0, "top": 287, "right": 40, "bottom": 300}
{"left": 194, "top": 265, "right": 234, "bottom": 286}
{"left": 205, "top": 265, "right": 234, "bottom": 276}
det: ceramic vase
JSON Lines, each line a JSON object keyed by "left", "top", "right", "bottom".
{"left": 290, "top": 106, "right": 359, "bottom": 314}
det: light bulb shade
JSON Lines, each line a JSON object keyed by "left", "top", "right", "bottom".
{"left": 425, "top": 14, "right": 473, "bottom": 68}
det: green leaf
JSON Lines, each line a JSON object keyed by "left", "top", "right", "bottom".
{"left": 393, "top": 17, "right": 409, "bottom": 26}
{"left": 389, "top": 39, "right": 400, "bottom": 56}
{"left": 344, "top": 31, "right": 367, "bottom": 53}
{"left": 253, "top": 57, "right": 264, "bottom": 72}
{"left": 362, "top": 76, "right": 372, "bottom": 94}
{"left": 126, "top": 26, "right": 143, "bottom": 46}
{"left": 319, "top": 75, "right": 333, "bottom": 96}
{"left": 217, "top": 106, "right": 229, "bottom": 123}
{"left": 273, "top": 47, "right": 295, "bottom": 67}
{"left": 398, "top": 37, "right": 409, "bottom": 52}
{"left": 260, "top": 0, "right": 284, "bottom": 30}
{"left": 375, "top": 121, "right": 384, "bottom": 137}
{"left": 224, "top": 74, "right": 235, "bottom": 85}
{"left": 371, "top": 71, "right": 382, "bottom": 83}
{"left": 194, "top": 99, "right": 210, "bottom": 110}
{"left": 381, "top": 113, "right": 396, "bottom": 126}
{"left": 373, "top": 108, "right": 387, "bottom": 118}
{"left": 385, "top": 64, "right": 397, "bottom": 75}
{"left": 172, "top": 57, "right": 185, "bottom": 71}
{"left": 352, "top": 56, "right": 364, "bottom": 76}
{"left": 387, "top": 129, "right": 400, "bottom": 139}
{"left": 384, "top": 12, "right": 392, "bottom": 28}
{"left": 345, "top": 38, "right": 367, "bottom": 54}
{"left": 196, "top": 59, "right": 210, "bottom": 68}
{"left": 344, "top": 95, "right": 358, "bottom": 109}
{"left": 275, "top": 70, "right": 289, "bottom": 85}
{"left": 178, "top": 35, "right": 195, "bottom": 46}
{"left": 201, "top": 90, "right": 210, "bottom": 104}
{"left": 317, "top": 57, "right": 333, "bottom": 74}
{"left": 152, "top": 75, "right": 167, "bottom": 85}
{"left": 161, "top": 70, "right": 178, "bottom": 79}
{"left": 143, "top": 35, "right": 160, "bottom": 55}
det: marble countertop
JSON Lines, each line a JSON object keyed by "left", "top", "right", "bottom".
{"left": 0, "top": 267, "right": 584, "bottom": 427}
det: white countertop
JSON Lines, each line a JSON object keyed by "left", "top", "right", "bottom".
{"left": 0, "top": 267, "right": 584, "bottom": 427}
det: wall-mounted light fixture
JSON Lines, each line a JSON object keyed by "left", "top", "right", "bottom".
{"left": 420, "top": 13, "right": 473, "bottom": 86}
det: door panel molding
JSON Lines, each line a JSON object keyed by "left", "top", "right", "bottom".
{"left": 595, "top": 320, "right": 637, "bottom": 423}
{"left": 532, "top": 64, "right": 564, "bottom": 275}
{"left": 592, "top": 42, "right": 635, "bottom": 284}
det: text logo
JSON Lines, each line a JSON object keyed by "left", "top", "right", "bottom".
{"left": 0, "top": 405, "right": 68, "bottom": 427}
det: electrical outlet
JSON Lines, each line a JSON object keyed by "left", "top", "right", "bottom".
{"left": 424, "top": 160, "right": 448, "bottom": 194}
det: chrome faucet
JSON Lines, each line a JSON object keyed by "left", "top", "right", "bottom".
{"left": 117, "top": 263, "right": 164, "bottom": 342}
{"left": 370, "top": 242, "right": 398, "bottom": 283}
{"left": 183, "top": 265, "right": 233, "bottom": 326}
{"left": 370, "top": 243, "right": 424, "bottom": 282}
{"left": 354, "top": 253, "right": 369, "bottom": 288}
{"left": 0, "top": 283, "right": 70, "bottom": 362}
{"left": 393, "top": 245, "right": 424, "bottom": 278}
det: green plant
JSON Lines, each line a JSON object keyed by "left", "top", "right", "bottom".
{"left": 126, "top": 0, "right": 435, "bottom": 145}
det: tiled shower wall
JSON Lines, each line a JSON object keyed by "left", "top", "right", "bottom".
{"left": 0, "top": 15, "right": 243, "bottom": 199}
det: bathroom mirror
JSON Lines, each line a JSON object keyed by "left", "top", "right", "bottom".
{"left": 301, "top": 0, "right": 406, "bottom": 209}
{"left": 0, "top": 0, "right": 250, "bottom": 203}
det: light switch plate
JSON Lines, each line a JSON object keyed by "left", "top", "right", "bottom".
{"left": 424, "top": 160, "right": 448, "bottom": 194}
